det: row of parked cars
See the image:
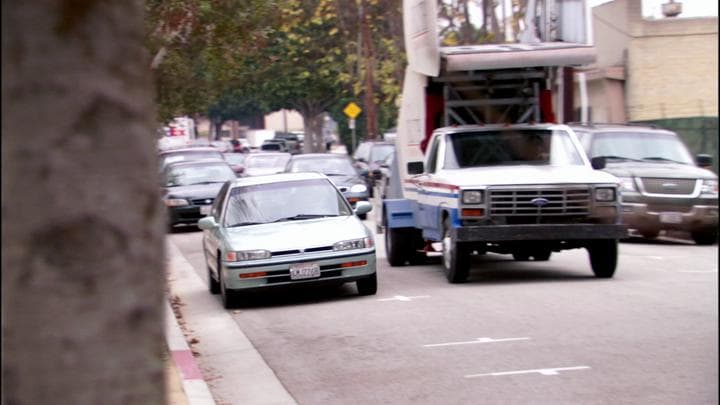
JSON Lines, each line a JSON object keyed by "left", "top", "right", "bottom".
{"left": 158, "top": 144, "right": 379, "bottom": 307}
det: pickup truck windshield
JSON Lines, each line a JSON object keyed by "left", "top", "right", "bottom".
{"left": 444, "top": 129, "right": 585, "bottom": 168}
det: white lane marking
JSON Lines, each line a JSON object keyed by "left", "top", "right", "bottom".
{"left": 424, "top": 337, "right": 530, "bottom": 347}
{"left": 377, "top": 295, "right": 431, "bottom": 302}
{"left": 465, "top": 366, "right": 590, "bottom": 378}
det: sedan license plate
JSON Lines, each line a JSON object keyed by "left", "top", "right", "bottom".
{"left": 659, "top": 212, "right": 682, "bottom": 224}
{"left": 200, "top": 205, "right": 212, "bottom": 215}
{"left": 290, "top": 263, "right": 320, "bottom": 280}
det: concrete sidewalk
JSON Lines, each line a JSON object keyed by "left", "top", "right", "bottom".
{"left": 164, "top": 237, "right": 297, "bottom": 405}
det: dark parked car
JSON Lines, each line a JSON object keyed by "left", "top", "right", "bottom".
{"left": 162, "top": 159, "right": 237, "bottom": 230}
{"left": 158, "top": 146, "right": 224, "bottom": 172}
{"left": 285, "top": 153, "right": 370, "bottom": 218}
{"left": 260, "top": 139, "right": 288, "bottom": 152}
{"left": 352, "top": 141, "right": 395, "bottom": 197}
{"left": 571, "top": 123, "right": 718, "bottom": 244}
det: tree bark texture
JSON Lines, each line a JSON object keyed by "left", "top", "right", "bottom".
{"left": 2, "top": 1, "right": 165, "bottom": 404}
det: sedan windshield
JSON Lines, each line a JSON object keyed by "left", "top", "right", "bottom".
{"left": 165, "top": 164, "right": 236, "bottom": 187}
{"left": 224, "top": 178, "right": 352, "bottom": 226}
{"left": 589, "top": 132, "right": 695, "bottom": 164}
{"left": 245, "top": 154, "right": 291, "bottom": 169}
{"left": 444, "top": 129, "right": 585, "bottom": 168}
{"left": 288, "top": 157, "right": 358, "bottom": 176}
{"left": 369, "top": 144, "right": 395, "bottom": 163}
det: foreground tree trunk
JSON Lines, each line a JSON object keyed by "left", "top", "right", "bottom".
{"left": 2, "top": 1, "right": 165, "bottom": 404}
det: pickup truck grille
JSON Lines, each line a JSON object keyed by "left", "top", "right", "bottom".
{"left": 640, "top": 178, "right": 696, "bottom": 195}
{"left": 488, "top": 188, "right": 591, "bottom": 217}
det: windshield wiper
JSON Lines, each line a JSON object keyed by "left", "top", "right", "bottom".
{"left": 227, "top": 221, "right": 264, "bottom": 227}
{"left": 272, "top": 214, "right": 335, "bottom": 222}
{"left": 595, "top": 155, "right": 643, "bottom": 162}
{"left": 642, "top": 156, "right": 686, "bottom": 164}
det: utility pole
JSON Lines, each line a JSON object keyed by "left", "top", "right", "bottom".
{"left": 359, "top": 0, "right": 378, "bottom": 140}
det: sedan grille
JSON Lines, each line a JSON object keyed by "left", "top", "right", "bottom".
{"left": 640, "top": 178, "right": 697, "bottom": 195}
{"left": 488, "top": 187, "right": 591, "bottom": 217}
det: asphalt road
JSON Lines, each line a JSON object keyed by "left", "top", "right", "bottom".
{"left": 169, "top": 218, "right": 718, "bottom": 405}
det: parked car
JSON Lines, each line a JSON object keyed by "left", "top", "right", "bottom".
{"left": 273, "top": 132, "right": 302, "bottom": 154}
{"left": 352, "top": 141, "right": 395, "bottom": 197}
{"left": 162, "top": 159, "right": 237, "bottom": 230}
{"left": 260, "top": 139, "right": 288, "bottom": 152}
{"left": 158, "top": 146, "right": 224, "bottom": 172}
{"left": 223, "top": 152, "right": 248, "bottom": 176}
{"left": 285, "top": 153, "right": 370, "bottom": 218}
{"left": 571, "top": 123, "right": 718, "bottom": 245}
{"left": 242, "top": 152, "right": 292, "bottom": 176}
{"left": 197, "top": 172, "right": 377, "bottom": 308}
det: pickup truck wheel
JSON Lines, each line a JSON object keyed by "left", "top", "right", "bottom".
{"left": 442, "top": 218, "right": 470, "bottom": 283}
{"left": 587, "top": 240, "right": 617, "bottom": 278}
{"left": 385, "top": 224, "right": 410, "bottom": 266}
{"left": 691, "top": 229, "right": 718, "bottom": 245}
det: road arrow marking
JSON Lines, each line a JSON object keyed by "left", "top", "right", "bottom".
{"left": 465, "top": 366, "right": 590, "bottom": 378}
{"left": 423, "top": 337, "right": 530, "bottom": 347}
{"left": 377, "top": 295, "right": 430, "bottom": 302}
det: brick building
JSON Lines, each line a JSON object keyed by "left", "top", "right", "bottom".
{"left": 578, "top": 0, "right": 718, "bottom": 168}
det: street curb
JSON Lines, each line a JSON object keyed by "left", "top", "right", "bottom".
{"left": 166, "top": 300, "right": 217, "bottom": 405}
{"left": 165, "top": 237, "right": 297, "bottom": 405}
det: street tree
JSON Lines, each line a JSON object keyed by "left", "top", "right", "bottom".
{"left": 3, "top": 1, "right": 165, "bottom": 403}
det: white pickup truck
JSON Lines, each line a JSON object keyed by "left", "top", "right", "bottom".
{"left": 382, "top": 124, "right": 628, "bottom": 283}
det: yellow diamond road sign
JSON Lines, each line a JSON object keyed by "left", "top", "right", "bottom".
{"left": 343, "top": 102, "right": 362, "bottom": 119}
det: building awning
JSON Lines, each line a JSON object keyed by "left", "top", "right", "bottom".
{"left": 441, "top": 42, "right": 597, "bottom": 72}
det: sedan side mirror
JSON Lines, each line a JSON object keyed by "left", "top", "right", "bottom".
{"left": 197, "top": 216, "right": 218, "bottom": 230}
{"left": 696, "top": 153, "right": 713, "bottom": 168}
{"left": 354, "top": 201, "right": 372, "bottom": 216}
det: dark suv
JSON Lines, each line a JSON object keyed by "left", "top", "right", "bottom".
{"left": 570, "top": 123, "right": 718, "bottom": 245}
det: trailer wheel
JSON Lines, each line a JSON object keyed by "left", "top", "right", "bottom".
{"left": 442, "top": 217, "right": 470, "bottom": 283}
{"left": 587, "top": 239, "right": 617, "bottom": 278}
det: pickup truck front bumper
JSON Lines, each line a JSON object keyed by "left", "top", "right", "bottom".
{"left": 453, "top": 223, "right": 628, "bottom": 242}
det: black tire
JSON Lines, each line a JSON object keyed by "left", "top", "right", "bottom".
{"left": 640, "top": 230, "right": 660, "bottom": 239}
{"left": 203, "top": 249, "right": 220, "bottom": 295}
{"left": 357, "top": 273, "right": 378, "bottom": 295}
{"left": 512, "top": 252, "right": 530, "bottom": 261}
{"left": 442, "top": 217, "right": 470, "bottom": 283}
{"left": 385, "top": 218, "right": 410, "bottom": 267}
{"left": 587, "top": 239, "right": 618, "bottom": 278}
{"left": 691, "top": 229, "right": 718, "bottom": 245}
{"left": 532, "top": 249, "right": 552, "bottom": 261}
{"left": 219, "top": 267, "right": 237, "bottom": 309}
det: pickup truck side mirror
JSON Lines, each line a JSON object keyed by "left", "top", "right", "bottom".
{"left": 407, "top": 161, "right": 424, "bottom": 175}
{"left": 696, "top": 154, "right": 713, "bottom": 168}
{"left": 590, "top": 156, "right": 606, "bottom": 170}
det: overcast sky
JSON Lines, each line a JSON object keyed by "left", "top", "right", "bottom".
{"left": 589, "top": 0, "right": 718, "bottom": 18}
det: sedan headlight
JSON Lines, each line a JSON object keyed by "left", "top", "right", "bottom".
{"left": 617, "top": 177, "right": 637, "bottom": 192}
{"left": 595, "top": 187, "right": 617, "bottom": 202}
{"left": 462, "top": 190, "right": 484, "bottom": 204}
{"left": 225, "top": 250, "right": 271, "bottom": 262}
{"left": 350, "top": 184, "right": 368, "bottom": 193}
{"left": 334, "top": 237, "right": 373, "bottom": 251}
{"left": 701, "top": 179, "right": 718, "bottom": 195}
{"left": 164, "top": 198, "right": 189, "bottom": 207}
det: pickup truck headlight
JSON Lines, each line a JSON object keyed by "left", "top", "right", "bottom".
{"left": 594, "top": 187, "right": 617, "bottom": 202}
{"left": 225, "top": 250, "right": 271, "bottom": 262}
{"left": 164, "top": 198, "right": 189, "bottom": 207}
{"left": 462, "top": 190, "right": 484, "bottom": 204}
{"left": 617, "top": 177, "right": 636, "bottom": 192}
{"left": 701, "top": 179, "right": 718, "bottom": 195}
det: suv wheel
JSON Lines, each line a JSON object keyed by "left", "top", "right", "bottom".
{"left": 691, "top": 228, "right": 718, "bottom": 245}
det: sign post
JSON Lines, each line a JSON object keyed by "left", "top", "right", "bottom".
{"left": 343, "top": 102, "right": 362, "bottom": 151}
